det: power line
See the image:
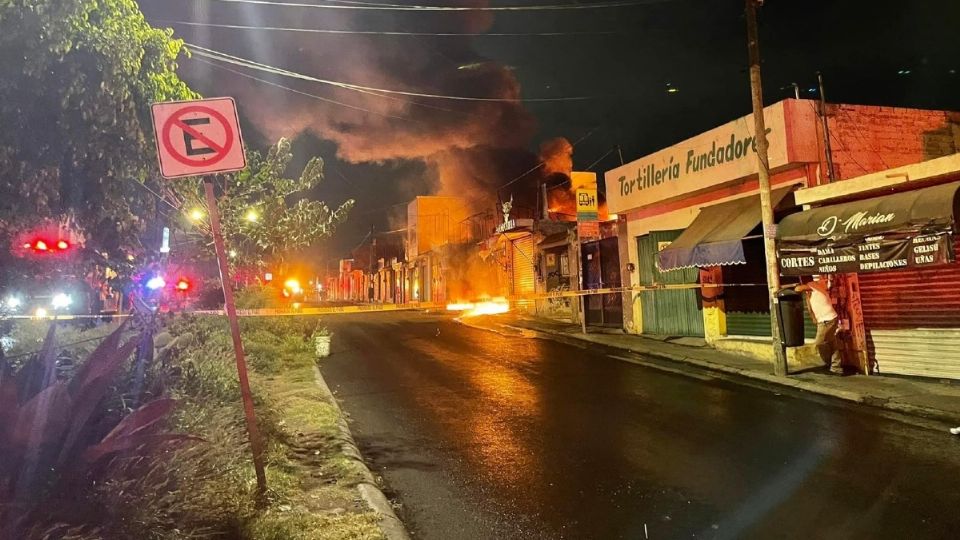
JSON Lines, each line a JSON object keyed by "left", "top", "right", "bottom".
{"left": 160, "top": 19, "right": 618, "bottom": 37}
{"left": 585, "top": 145, "right": 618, "bottom": 171}
{"left": 187, "top": 43, "right": 598, "bottom": 102}
{"left": 497, "top": 125, "right": 601, "bottom": 191}
{"left": 193, "top": 57, "right": 412, "bottom": 121}
{"left": 203, "top": 0, "right": 668, "bottom": 12}
{"left": 195, "top": 55, "right": 469, "bottom": 124}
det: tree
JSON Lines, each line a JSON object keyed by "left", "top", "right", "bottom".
{"left": 0, "top": 0, "right": 196, "bottom": 264}
{"left": 174, "top": 138, "right": 354, "bottom": 273}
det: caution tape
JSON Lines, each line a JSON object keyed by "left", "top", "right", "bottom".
{"left": 3, "top": 313, "right": 134, "bottom": 321}
{"left": 513, "top": 281, "right": 778, "bottom": 302}
{"left": 193, "top": 302, "right": 443, "bottom": 317}
{"left": 181, "top": 281, "right": 791, "bottom": 318}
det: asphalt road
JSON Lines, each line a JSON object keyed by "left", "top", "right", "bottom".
{"left": 320, "top": 312, "right": 960, "bottom": 540}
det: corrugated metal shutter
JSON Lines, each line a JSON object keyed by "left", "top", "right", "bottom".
{"left": 859, "top": 243, "right": 960, "bottom": 378}
{"left": 637, "top": 231, "right": 705, "bottom": 337}
{"left": 512, "top": 235, "right": 536, "bottom": 300}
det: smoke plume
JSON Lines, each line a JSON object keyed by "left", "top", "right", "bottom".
{"left": 145, "top": 0, "right": 540, "bottom": 211}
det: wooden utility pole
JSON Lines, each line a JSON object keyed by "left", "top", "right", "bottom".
{"left": 745, "top": 0, "right": 789, "bottom": 376}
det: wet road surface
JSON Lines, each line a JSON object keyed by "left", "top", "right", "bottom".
{"left": 320, "top": 312, "right": 960, "bottom": 539}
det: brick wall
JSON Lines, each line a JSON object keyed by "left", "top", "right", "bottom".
{"left": 817, "top": 104, "right": 960, "bottom": 184}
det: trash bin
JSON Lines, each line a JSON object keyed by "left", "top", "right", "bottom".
{"left": 777, "top": 288, "right": 806, "bottom": 347}
{"left": 315, "top": 335, "right": 332, "bottom": 358}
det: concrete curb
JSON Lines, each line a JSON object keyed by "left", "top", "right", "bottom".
{"left": 312, "top": 366, "right": 411, "bottom": 540}
{"left": 461, "top": 318, "right": 955, "bottom": 427}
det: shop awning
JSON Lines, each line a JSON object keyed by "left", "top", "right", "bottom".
{"left": 778, "top": 181, "right": 960, "bottom": 243}
{"left": 539, "top": 232, "right": 570, "bottom": 248}
{"left": 657, "top": 186, "right": 795, "bottom": 271}
{"left": 777, "top": 181, "right": 960, "bottom": 276}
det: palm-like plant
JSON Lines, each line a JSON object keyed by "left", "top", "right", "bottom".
{"left": 0, "top": 322, "right": 193, "bottom": 535}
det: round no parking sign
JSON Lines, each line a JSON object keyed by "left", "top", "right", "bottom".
{"left": 151, "top": 97, "right": 247, "bottom": 179}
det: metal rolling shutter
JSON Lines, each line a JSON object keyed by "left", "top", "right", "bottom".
{"left": 512, "top": 235, "right": 536, "bottom": 300}
{"left": 859, "top": 245, "right": 960, "bottom": 378}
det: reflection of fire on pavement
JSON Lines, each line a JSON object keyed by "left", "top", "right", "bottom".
{"left": 446, "top": 297, "right": 510, "bottom": 317}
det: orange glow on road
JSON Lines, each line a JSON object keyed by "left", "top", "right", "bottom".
{"left": 448, "top": 297, "right": 510, "bottom": 317}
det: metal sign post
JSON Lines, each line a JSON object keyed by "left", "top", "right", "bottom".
{"left": 151, "top": 97, "right": 267, "bottom": 494}
{"left": 204, "top": 177, "right": 268, "bottom": 494}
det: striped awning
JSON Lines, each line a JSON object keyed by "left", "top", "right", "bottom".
{"left": 657, "top": 186, "right": 795, "bottom": 271}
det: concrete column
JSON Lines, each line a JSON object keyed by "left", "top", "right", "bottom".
{"left": 700, "top": 267, "right": 727, "bottom": 344}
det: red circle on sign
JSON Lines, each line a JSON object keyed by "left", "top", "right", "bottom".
{"left": 161, "top": 105, "right": 235, "bottom": 167}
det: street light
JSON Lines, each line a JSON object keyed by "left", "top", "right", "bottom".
{"left": 229, "top": 249, "right": 237, "bottom": 258}
{"left": 245, "top": 209, "right": 259, "bottom": 223}
{"left": 189, "top": 208, "right": 204, "bottom": 221}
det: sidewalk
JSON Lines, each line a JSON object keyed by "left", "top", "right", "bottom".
{"left": 468, "top": 314, "right": 960, "bottom": 427}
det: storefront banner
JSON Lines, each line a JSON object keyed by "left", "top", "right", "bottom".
{"left": 604, "top": 100, "right": 817, "bottom": 214}
{"left": 778, "top": 231, "right": 955, "bottom": 276}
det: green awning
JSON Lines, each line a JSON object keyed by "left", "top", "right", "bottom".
{"left": 657, "top": 186, "right": 795, "bottom": 271}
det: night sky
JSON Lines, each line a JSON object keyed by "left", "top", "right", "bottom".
{"left": 139, "top": 0, "right": 960, "bottom": 258}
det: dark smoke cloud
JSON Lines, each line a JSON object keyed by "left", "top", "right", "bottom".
{"left": 539, "top": 137, "right": 573, "bottom": 177}
{"left": 143, "top": 0, "right": 539, "bottom": 212}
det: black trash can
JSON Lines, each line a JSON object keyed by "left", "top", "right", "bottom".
{"left": 777, "top": 288, "right": 806, "bottom": 347}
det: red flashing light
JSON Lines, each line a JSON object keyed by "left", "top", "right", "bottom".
{"left": 175, "top": 278, "right": 191, "bottom": 292}
{"left": 23, "top": 238, "right": 72, "bottom": 253}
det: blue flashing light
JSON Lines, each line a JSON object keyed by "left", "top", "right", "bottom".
{"left": 146, "top": 276, "right": 166, "bottom": 290}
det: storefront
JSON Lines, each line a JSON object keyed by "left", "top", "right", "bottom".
{"left": 537, "top": 230, "right": 576, "bottom": 320}
{"left": 777, "top": 161, "right": 960, "bottom": 379}
{"left": 605, "top": 99, "right": 821, "bottom": 340}
{"left": 581, "top": 224, "right": 623, "bottom": 327}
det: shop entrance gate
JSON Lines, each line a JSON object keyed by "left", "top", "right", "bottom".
{"left": 637, "top": 231, "right": 705, "bottom": 337}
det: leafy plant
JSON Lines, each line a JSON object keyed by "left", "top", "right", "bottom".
{"left": 0, "top": 0, "right": 197, "bottom": 269}
{"left": 0, "top": 322, "right": 194, "bottom": 536}
{"left": 173, "top": 138, "right": 355, "bottom": 272}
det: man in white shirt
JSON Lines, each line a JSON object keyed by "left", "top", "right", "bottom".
{"left": 795, "top": 278, "right": 842, "bottom": 375}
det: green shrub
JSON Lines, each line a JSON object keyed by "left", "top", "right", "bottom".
{"left": 235, "top": 285, "right": 277, "bottom": 309}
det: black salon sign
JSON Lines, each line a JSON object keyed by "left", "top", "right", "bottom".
{"left": 779, "top": 232, "right": 953, "bottom": 275}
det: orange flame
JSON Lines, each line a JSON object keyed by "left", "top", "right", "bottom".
{"left": 447, "top": 297, "right": 510, "bottom": 317}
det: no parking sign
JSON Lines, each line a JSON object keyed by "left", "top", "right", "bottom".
{"left": 151, "top": 97, "right": 247, "bottom": 179}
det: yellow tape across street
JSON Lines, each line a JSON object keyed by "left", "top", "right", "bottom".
{"left": 182, "top": 282, "right": 777, "bottom": 318}
{"left": 193, "top": 302, "right": 444, "bottom": 317}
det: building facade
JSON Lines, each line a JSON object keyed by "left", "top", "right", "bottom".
{"left": 606, "top": 99, "right": 960, "bottom": 377}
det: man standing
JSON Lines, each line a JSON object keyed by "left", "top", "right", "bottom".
{"left": 796, "top": 278, "right": 843, "bottom": 375}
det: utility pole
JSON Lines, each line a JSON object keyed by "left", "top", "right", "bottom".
{"left": 745, "top": 0, "right": 788, "bottom": 376}
{"left": 817, "top": 72, "right": 836, "bottom": 183}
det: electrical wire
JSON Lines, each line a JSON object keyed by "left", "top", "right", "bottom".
{"left": 187, "top": 44, "right": 598, "bottom": 102}
{"left": 584, "top": 145, "right": 618, "bottom": 171}
{"left": 160, "top": 19, "right": 618, "bottom": 36}
{"left": 203, "top": 0, "right": 668, "bottom": 12}
{"left": 192, "top": 57, "right": 413, "bottom": 121}
{"left": 497, "top": 125, "right": 601, "bottom": 190}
